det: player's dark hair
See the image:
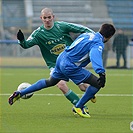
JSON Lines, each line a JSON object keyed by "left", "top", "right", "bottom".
{"left": 99, "top": 23, "right": 116, "bottom": 38}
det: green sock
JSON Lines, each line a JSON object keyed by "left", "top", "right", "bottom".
{"left": 65, "top": 89, "right": 80, "bottom": 105}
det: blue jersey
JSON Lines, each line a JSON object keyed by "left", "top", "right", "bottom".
{"left": 52, "top": 32, "right": 105, "bottom": 85}
{"left": 65, "top": 32, "right": 105, "bottom": 74}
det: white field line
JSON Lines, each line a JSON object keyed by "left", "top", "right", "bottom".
{"left": 0, "top": 93, "right": 133, "bottom": 97}
{"left": 2, "top": 73, "right": 133, "bottom": 76}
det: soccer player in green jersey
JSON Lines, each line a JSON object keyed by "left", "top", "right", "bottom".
{"left": 17, "top": 7, "right": 96, "bottom": 107}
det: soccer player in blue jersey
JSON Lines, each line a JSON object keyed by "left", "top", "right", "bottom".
{"left": 9, "top": 23, "right": 115, "bottom": 118}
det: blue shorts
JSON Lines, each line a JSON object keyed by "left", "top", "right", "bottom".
{"left": 52, "top": 52, "right": 91, "bottom": 85}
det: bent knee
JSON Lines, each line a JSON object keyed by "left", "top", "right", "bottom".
{"left": 57, "top": 80, "right": 69, "bottom": 93}
{"left": 57, "top": 80, "right": 66, "bottom": 88}
{"left": 78, "top": 83, "right": 90, "bottom": 92}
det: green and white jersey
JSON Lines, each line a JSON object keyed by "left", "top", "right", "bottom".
{"left": 19, "top": 21, "right": 94, "bottom": 69}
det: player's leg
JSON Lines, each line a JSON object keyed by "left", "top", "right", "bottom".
{"left": 122, "top": 50, "right": 127, "bottom": 68}
{"left": 57, "top": 80, "right": 80, "bottom": 105}
{"left": 8, "top": 77, "right": 60, "bottom": 105}
{"left": 78, "top": 83, "right": 96, "bottom": 103}
{"left": 73, "top": 84, "right": 98, "bottom": 118}
{"left": 57, "top": 81, "right": 91, "bottom": 115}
{"left": 50, "top": 68, "right": 80, "bottom": 106}
{"left": 116, "top": 50, "right": 121, "bottom": 67}
{"left": 68, "top": 68, "right": 100, "bottom": 117}
{"left": 57, "top": 80, "right": 91, "bottom": 115}
{"left": 75, "top": 74, "right": 101, "bottom": 109}
{"left": 78, "top": 83, "right": 88, "bottom": 91}
{"left": 65, "top": 67, "right": 96, "bottom": 117}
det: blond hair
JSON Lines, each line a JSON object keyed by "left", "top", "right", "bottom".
{"left": 41, "top": 8, "right": 53, "bottom": 15}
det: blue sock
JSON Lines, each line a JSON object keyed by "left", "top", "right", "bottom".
{"left": 75, "top": 86, "right": 99, "bottom": 108}
{"left": 20, "top": 79, "right": 46, "bottom": 96}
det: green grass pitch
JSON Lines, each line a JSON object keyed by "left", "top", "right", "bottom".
{"left": 0, "top": 68, "right": 133, "bottom": 133}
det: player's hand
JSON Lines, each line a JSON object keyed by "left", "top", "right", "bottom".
{"left": 97, "top": 73, "right": 106, "bottom": 88}
{"left": 17, "top": 29, "right": 24, "bottom": 41}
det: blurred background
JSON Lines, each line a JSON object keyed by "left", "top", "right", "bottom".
{"left": 0, "top": 0, "right": 133, "bottom": 68}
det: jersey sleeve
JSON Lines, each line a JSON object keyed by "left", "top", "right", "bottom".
{"left": 60, "top": 21, "right": 94, "bottom": 34}
{"left": 18, "top": 30, "right": 40, "bottom": 49}
{"left": 89, "top": 45, "right": 105, "bottom": 74}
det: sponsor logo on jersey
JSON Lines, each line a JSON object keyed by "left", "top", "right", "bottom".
{"left": 46, "top": 36, "right": 65, "bottom": 45}
{"left": 50, "top": 44, "right": 66, "bottom": 55}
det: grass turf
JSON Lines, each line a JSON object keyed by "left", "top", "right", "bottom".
{"left": 0, "top": 68, "right": 133, "bottom": 133}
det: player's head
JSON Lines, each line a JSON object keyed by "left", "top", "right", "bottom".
{"left": 99, "top": 23, "right": 116, "bottom": 43}
{"left": 40, "top": 8, "right": 54, "bottom": 29}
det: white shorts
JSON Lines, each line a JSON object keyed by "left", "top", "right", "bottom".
{"left": 50, "top": 67, "right": 55, "bottom": 76}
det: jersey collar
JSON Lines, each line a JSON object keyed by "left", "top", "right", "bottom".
{"left": 96, "top": 32, "right": 104, "bottom": 42}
